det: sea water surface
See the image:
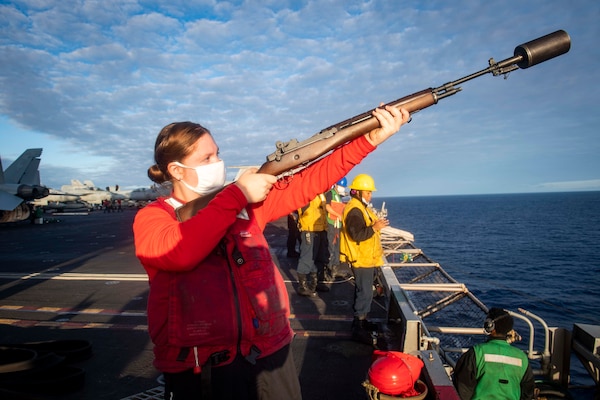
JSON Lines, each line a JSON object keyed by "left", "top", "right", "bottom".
{"left": 373, "top": 191, "right": 600, "bottom": 388}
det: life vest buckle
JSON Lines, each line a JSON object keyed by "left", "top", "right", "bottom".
{"left": 244, "top": 345, "right": 262, "bottom": 365}
{"left": 210, "top": 350, "right": 231, "bottom": 366}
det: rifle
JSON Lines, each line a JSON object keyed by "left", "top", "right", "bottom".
{"left": 176, "top": 30, "right": 570, "bottom": 222}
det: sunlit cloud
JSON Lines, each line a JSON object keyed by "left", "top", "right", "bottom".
{"left": 0, "top": 1, "right": 598, "bottom": 196}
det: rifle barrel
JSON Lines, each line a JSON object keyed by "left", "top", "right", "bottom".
{"left": 435, "top": 30, "right": 571, "bottom": 95}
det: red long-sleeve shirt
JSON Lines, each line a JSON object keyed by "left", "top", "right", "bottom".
{"left": 134, "top": 135, "right": 375, "bottom": 372}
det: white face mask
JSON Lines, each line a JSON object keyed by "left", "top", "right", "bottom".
{"left": 174, "top": 160, "right": 226, "bottom": 195}
{"left": 361, "top": 197, "right": 373, "bottom": 208}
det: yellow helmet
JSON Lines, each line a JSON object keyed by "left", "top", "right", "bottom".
{"left": 349, "top": 174, "right": 376, "bottom": 191}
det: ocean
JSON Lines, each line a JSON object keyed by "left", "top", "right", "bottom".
{"left": 372, "top": 191, "right": 600, "bottom": 389}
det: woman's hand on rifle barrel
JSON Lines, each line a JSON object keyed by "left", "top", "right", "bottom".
{"left": 365, "top": 104, "right": 410, "bottom": 147}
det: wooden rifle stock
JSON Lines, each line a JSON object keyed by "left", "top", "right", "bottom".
{"left": 176, "top": 30, "right": 570, "bottom": 222}
{"left": 176, "top": 90, "right": 436, "bottom": 222}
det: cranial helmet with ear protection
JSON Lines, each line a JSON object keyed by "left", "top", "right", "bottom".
{"left": 483, "top": 316, "right": 498, "bottom": 334}
{"left": 483, "top": 308, "right": 513, "bottom": 335}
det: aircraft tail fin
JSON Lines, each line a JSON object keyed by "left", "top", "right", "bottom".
{"left": 0, "top": 155, "right": 5, "bottom": 184}
{"left": 0, "top": 148, "right": 47, "bottom": 213}
{"left": 4, "top": 148, "right": 43, "bottom": 185}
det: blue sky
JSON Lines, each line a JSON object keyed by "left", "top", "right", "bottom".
{"left": 1, "top": 0, "right": 598, "bottom": 197}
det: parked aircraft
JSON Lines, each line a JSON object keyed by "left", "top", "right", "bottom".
{"left": 32, "top": 188, "right": 80, "bottom": 204}
{"left": 0, "top": 148, "right": 49, "bottom": 223}
{"left": 29, "top": 188, "right": 91, "bottom": 212}
{"left": 60, "top": 180, "right": 125, "bottom": 205}
{"left": 52, "top": 166, "right": 255, "bottom": 210}
{"left": 104, "top": 183, "right": 171, "bottom": 202}
{"left": 126, "top": 185, "right": 171, "bottom": 201}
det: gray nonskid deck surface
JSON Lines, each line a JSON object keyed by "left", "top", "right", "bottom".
{"left": 0, "top": 210, "right": 387, "bottom": 399}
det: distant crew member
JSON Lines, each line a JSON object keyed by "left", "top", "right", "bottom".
{"left": 325, "top": 177, "right": 348, "bottom": 280}
{"left": 286, "top": 210, "right": 301, "bottom": 258}
{"left": 453, "top": 307, "right": 535, "bottom": 400}
{"left": 340, "top": 174, "right": 388, "bottom": 344}
{"left": 296, "top": 194, "right": 330, "bottom": 296}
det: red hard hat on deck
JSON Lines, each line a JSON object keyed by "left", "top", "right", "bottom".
{"left": 368, "top": 351, "right": 424, "bottom": 397}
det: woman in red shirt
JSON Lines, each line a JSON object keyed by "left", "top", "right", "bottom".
{"left": 133, "top": 105, "right": 409, "bottom": 400}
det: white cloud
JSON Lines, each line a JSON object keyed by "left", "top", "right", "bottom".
{"left": 535, "top": 180, "right": 600, "bottom": 192}
{"left": 0, "top": 0, "right": 598, "bottom": 195}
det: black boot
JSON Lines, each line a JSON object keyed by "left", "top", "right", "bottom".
{"left": 323, "top": 266, "right": 334, "bottom": 283}
{"left": 351, "top": 317, "right": 378, "bottom": 346}
{"left": 331, "top": 264, "right": 352, "bottom": 280}
{"left": 331, "top": 264, "right": 350, "bottom": 279}
{"left": 297, "top": 274, "right": 316, "bottom": 297}
{"left": 313, "top": 272, "right": 330, "bottom": 292}
{"left": 363, "top": 319, "right": 379, "bottom": 331}
{"left": 287, "top": 250, "right": 300, "bottom": 258}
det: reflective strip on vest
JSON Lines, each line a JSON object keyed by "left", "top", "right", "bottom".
{"left": 484, "top": 353, "right": 523, "bottom": 367}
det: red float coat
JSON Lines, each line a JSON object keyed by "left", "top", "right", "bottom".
{"left": 133, "top": 135, "right": 376, "bottom": 373}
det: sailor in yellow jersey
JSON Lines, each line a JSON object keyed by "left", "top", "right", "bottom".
{"left": 296, "top": 194, "right": 330, "bottom": 296}
{"left": 340, "top": 174, "right": 389, "bottom": 344}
